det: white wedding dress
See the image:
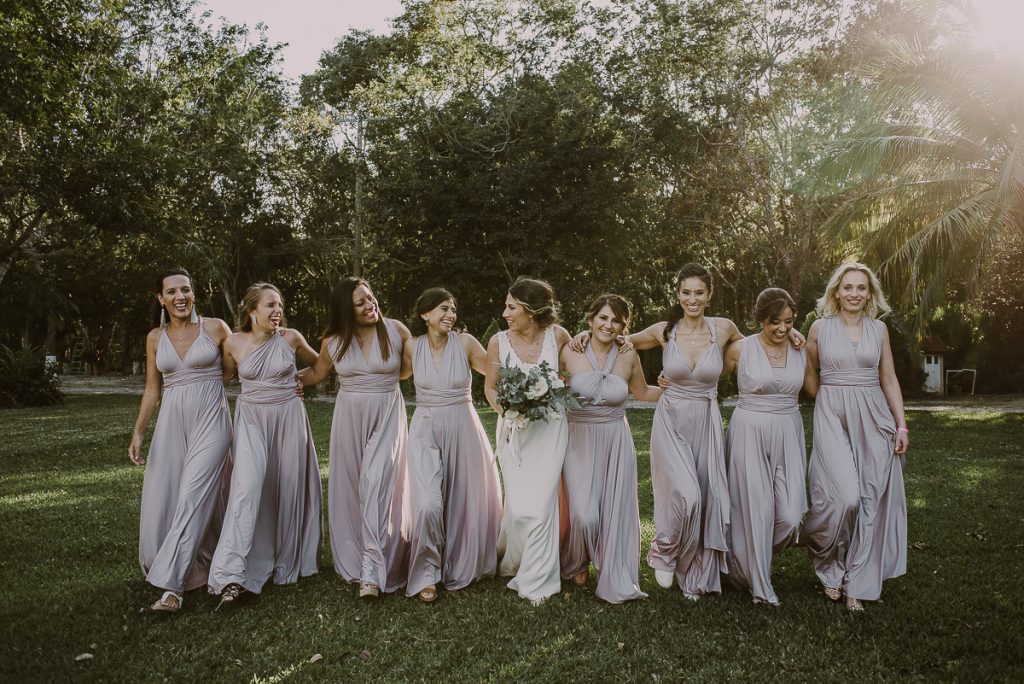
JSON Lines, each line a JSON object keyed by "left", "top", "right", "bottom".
{"left": 496, "top": 327, "right": 568, "bottom": 602}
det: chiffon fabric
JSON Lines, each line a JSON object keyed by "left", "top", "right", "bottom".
{"left": 561, "top": 344, "right": 647, "bottom": 604}
{"left": 804, "top": 316, "right": 906, "bottom": 601}
{"left": 328, "top": 319, "right": 410, "bottom": 592}
{"left": 646, "top": 319, "right": 729, "bottom": 595}
{"left": 405, "top": 333, "right": 503, "bottom": 596}
{"left": 139, "top": 320, "right": 231, "bottom": 592}
{"left": 725, "top": 335, "right": 808, "bottom": 605}
{"left": 496, "top": 327, "right": 568, "bottom": 602}
{"left": 208, "top": 332, "right": 322, "bottom": 594}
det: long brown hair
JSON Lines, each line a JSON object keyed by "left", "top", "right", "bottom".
{"left": 323, "top": 276, "right": 391, "bottom": 363}
{"left": 663, "top": 263, "right": 713, "bottom": 341}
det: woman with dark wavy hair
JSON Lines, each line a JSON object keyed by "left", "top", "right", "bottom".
{"left": 129, "top": 268, "right": 232, "bottom": 613}
{"left": 484, "top": 277, "right": 572, "bottom": 604}
{"left": 402, "top": 287, "right": 502, "bottom": 603}
{"left": 300, "top": 276, "right": 412, "bottom": 598}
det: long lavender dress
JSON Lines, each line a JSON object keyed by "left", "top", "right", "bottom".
{"left": 561, "top": 344, "right": 647, "bottom": 604}
{"left": 406, "top": 333, "right": 502, "bottom": 596}
{"left": 726, "top": 335, "right": 808, "bottom": 605}
{"left": 647, "top": 319, "right": 729, "bottom": 596}
{"left": 139, "top": 320, "right": 231, "bottom": 592}
{"left": 208, "top": 333, "right": 322, "bottom": 594}
{"left": 496, "top": 327, "right": 568, "bottom": 602}
{"left": 804, "top": 317, "right": 906, "bottom": 601}
{"left": 328, "top": 319, "right": 409, "bottom": 592}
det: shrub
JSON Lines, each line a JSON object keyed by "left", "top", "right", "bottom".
{"left": 0, "top": 344, "right": 64, "bottom": 409}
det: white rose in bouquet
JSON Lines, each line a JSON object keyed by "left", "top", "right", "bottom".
{"left": 525, "top": 375, "right": 549, "bottom": 400}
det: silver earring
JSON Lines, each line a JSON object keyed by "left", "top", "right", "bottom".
{"left": 160, "top": 309, "right": 167, "bottom": 327}
{"left": 190, "top": 308, "right": 199, "bottom": 324}
{"left": 250, "top": 314, "right": 257, "bottom": 327}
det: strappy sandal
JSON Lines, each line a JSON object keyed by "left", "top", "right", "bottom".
{"left": 846, "top": 597, "right": 864, "bottom": 612}
{"left": 217, "top": 583, "right": 245, "bottom": 611}
{"left": 418, "top": 585, "right": 437, "bottom": 603}
{"left": 823, "top": 586, "right": 843, "bottom": 602}
{"left": 571, "top": 570, "right": 588, "bottom": 586}
{"left": 359, "top": 582, "right": 380, "bottom": 599}
{"left": 151, "top": 591, "right": 182, "bottom": 613}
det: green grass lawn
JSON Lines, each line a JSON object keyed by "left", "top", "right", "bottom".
{"left": 1, "top": 396, "right": 1022, "bottom": 682}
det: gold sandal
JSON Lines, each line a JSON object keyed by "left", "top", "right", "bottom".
{"left": 359, "top": 582, "right": 380, "bottom": 599}
{"left": 823, "top": 586, "right": 843, "bottom": 602}
{"left": 151, "top": 591, "right": 182, "bottom": 613}
{"left": 418, "top": 586, "right": 438, "bottom": 603}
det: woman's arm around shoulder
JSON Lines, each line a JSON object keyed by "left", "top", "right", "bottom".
{"left": 389, "top": 319, "right": 413, "bottom": 379}
{"left": 629, "top": 321, "right": 667, "bottom": 351}
{"left": 128, "top": 328, "right": 164, "bottom": 465}
{"left": 484, "top": 334, "right": 502, "bottom": 414}
{"left": 298, "top": 337, "right": 335, "bottom": 387}
{"left": 723, "top": 335, "right": 742, "bottom": 376}
{"left": 459, "top": 332, "right": 489, "bottom": 376}
{"left": 279, "top": 328, "right": 320, "bottom": 366}
{"left": 204, "top": 317, "right": 233, "bottom": 348}
{"left": 625, "top": 349, "right": 662, "bottom": 403}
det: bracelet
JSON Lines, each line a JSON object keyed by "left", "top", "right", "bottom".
{"left": 896, "top": 427, "right": 909, "bottom": 434}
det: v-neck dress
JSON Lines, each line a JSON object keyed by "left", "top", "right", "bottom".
{"left": 208, "top": 332, "right": 322, "bottom": 594}
{"left": 803, "top": 316, "right": 906, "bottom": 601}
{"left": 646, "top": 319, "right": 729, "bottom": 596}
{"left": 327, "top": 319, "right": 410, "bottom": 592}
{"left": 495, "top": 327, "right": 568, "bottom": 602}
{"left": 139, "top": 320, "right": 231, "bottom": 593}
{"left": 405, "top": 333, "right": 502, "bottom": 597}
{"left": 725, "top": 335, "right": 808, "bottom": 605}
{"left": 561, "top": 343, "right": 647, "bottom": 604}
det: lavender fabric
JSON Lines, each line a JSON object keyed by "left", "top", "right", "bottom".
{"left": 561, "top": 343, "right": 647, "bottom": 603}
{"left": 803, "top": 316, "right": 906, "bottom": 601}
{"left": 646, "top": 318, "right": 729, "bottom": 596}
{"left": 208, "top": 332, "right": 322, "bottom": 594}
{"left": 327, "top": 319, "right": 410, "bottom": 592}
{"left": 725, "top": 335, "right": 808, "bottom": 605}
{"left": 138, "top": 320, "right": 232, "bottom": 592}
{"left": 405, "top": 333, "right": 502, "bottom": 596}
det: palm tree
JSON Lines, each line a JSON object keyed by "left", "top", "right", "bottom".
{"left": 823, "top": 0, "right": 1024, "bottom": 325}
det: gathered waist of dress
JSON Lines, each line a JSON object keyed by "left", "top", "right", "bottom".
{"left": 162, "top": 367, "right": 223, "bottom": 390}
{"left": 736, "top": 393, "right": 799, "bottom": 414}
{"left": 820, "top": 367, "right": 879, "bottom": 387}
{"left": 239, "top": 380, "right": 297, "bottom": 405}
{"left": 568, "top": 404, "right": 625, "bottom": 424}
{"left": 664, "top": 383, "right": 718, "bottom": 402}
{"left": 414, "top": 387, "right": 471, "bottom": 407}
{"left": 337, "top": 374, "right": 400, "bottom": 394}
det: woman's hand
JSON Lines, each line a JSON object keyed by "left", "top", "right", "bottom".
{"left": 894, "top": 429, "right": 909, "bottom": 455}
{"left": 568, "top": 331, "right": 590, "bottom": 353}
{"left": 616, "top": 335, "right": 634, "bottom": 353}
{"left": 657, "top": 372, "right": 671, "bottom": 390}
{"left": 788, "top": 328, "right": 806, "bottom": 350}
{"left": 128, "top": 433, "right": 145, "bottom": 465}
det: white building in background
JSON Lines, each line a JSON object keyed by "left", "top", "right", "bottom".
{"left": 921, "top": 336, "right": 951, "bottom": 395}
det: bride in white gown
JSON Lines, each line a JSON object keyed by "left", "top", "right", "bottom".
{"left": 485, "top": 278, "right": 572, "bottom": 604}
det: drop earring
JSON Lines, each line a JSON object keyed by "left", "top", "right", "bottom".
{"left": 190, "top": 308, "right": 199, "bottom": 324}
{"left": 250, "top": 314, "right": 257, "bottom": 328}
{"left": 160, "top": 308, "right": 167, "bottom": 327}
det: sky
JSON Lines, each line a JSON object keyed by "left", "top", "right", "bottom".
{"left": 198, "top": 0, "right": 405, "bottom": 80}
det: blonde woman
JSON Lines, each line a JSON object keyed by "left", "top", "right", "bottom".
{"left": 803, "top": 263, "right": 908, "bottom": 611}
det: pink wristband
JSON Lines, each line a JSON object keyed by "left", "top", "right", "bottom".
{"left": 896, "top": 427, "right": 909, "bottom": 433}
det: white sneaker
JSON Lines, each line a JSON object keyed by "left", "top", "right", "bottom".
{"left": 654, "top": 569, "right": 674, "bottom": 589}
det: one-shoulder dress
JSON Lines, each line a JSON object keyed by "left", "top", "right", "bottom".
{"left": 646, "top": 319, "right": 729, "bottom": 596}
{"left": 496, "top": 327, "right": 568, "bottom": 602}
{"left": 328, "top": 319, "right": 409, "bottom": 592}
{"left": 208, "top": 332, "right": 322, "bottom": 594}
{"left": 139, "top": 320, "right": 232, "bottom": 592}
{"left": 804, "top": 316, "right": 906, "bottom": 601}
{"left": 406, "top": 333, "right": 502, "bottom": 597}
{"left": 725, "top": 335, "right": 807, "bottom": 605}
{"left": 561, "top": 343, "right": 647, "bottom": 603}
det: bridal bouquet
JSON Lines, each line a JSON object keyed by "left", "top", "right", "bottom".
{"left": 496, "top": 358, "right": 587, "bottom": 429}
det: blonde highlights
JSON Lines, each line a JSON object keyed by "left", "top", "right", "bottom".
{"left": 816, "top": 263, "right": 891, "bottom": 319}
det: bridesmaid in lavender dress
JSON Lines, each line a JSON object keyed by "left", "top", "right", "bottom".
{"left": 724, "top": 288, "right": 817, "bottom": 606}
{"left": 559, "top": 294, "right": 661, "bottom": 604}
{"left": 484, "top": 278, "right": 572, "bottom": 605}
{"left": 208, "top": 283, "right": 322, "bottom": 606}
{"left": 300, "top": 277, "right": 412, "bottom": 598}
{"left": 804, "top": 263, "right": 908, "bottom": 611}
{"left": 402, "top": 288, "right": 502, "bottom": 603}
{"left": 130, "top": 269, "right": 233, "bottom": 613}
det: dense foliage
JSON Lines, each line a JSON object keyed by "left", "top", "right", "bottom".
{"left": 1, "top": 0, "right": 1021, "bottom": 391}
{"left": 0, "top": 345, "right": 63, "bottom": 408}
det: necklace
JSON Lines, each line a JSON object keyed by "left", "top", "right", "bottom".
{"left": 760, "top": 333, "right": 785, "bottom": 360}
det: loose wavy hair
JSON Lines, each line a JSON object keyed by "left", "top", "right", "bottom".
{"left": 816, "top": 262, "right": 891, "bottom": 319}
{"left": 663, "top": 263, "right": 713, "bottom": 341}
{"left": 586, "top": 294, "right": 633, "bottom": 333}
{"left": 323, "top": 276, "right": 392, "bottom": 363}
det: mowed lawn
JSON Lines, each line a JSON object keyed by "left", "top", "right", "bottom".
{"left": 1, "top": 395, "right": 1022, "bottom": 682}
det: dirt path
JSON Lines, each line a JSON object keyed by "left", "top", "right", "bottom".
{"left": 60, "top": 375, "right": 1024, "bottom": 413}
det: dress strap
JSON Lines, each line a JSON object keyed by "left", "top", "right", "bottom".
{"left": 707, "top": 317, "right": 717, "bottom": 343}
